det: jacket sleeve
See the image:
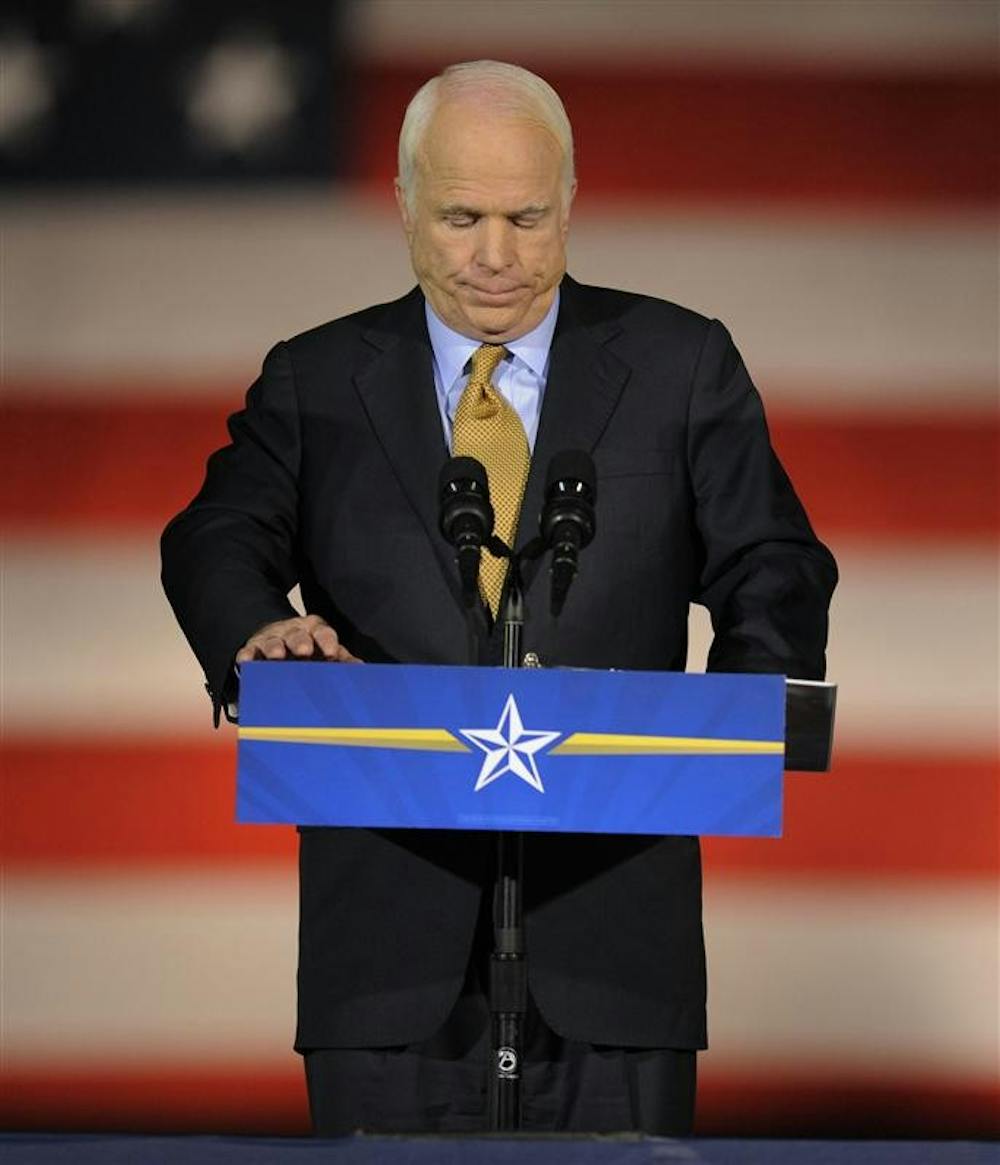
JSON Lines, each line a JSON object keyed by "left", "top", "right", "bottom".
{"left": 161, "top": 341, "right": 303, "bottom": 723}
{"left": 687, "top": 320, "right": 838, "bottom": 680}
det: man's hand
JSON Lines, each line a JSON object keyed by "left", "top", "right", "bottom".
{"left": 235, "top": 614, "right": 361, "bottom": 665}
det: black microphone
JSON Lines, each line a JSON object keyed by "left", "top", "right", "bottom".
{"left": 539, "top": 450, "right": 597, "bottom": 616}
{"left": 439, "top": 456, "right": 495, "bottom": 605}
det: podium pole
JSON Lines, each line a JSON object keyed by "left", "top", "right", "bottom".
{"left": 490, "top": 830, "right": 525, "bottom": 1130}
{"left": 489, "top": 567, "right": 528, "bottom": 1131}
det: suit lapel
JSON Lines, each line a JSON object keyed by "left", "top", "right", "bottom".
{"left": 352, "top": 290, "right": 475, "bottom": 614}
{"left": 516, "top": 279, "right": 630, "bottom": 598}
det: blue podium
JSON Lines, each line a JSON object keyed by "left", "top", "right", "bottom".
{"left": 234, "top": 659, "right": 835, "bottom": 1132}
{"left": 234, "top": 663, "right": 828, "bottom": 838}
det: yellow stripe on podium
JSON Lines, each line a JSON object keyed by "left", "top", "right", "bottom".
{"left": 238, "top": 727, "right": 469, "bottom": 751}
{"left": 240, "top": 727, "right": 784, "bottom": 758}
{"left": 551, "top": 733, "right": 784, "bottom": 756}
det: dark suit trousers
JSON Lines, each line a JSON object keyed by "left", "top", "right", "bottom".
{"left": 303, "top": 891, "right": 696, "bottom": 1136}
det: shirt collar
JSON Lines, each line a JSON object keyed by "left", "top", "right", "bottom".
{"left": 425, "top": 289, "right": 560, "bottom": 390}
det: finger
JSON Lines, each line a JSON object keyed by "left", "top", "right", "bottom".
{"left": 284, "top": 628, "right": 320, "bottom": 658}
{"left": 308, "top": 621, "right": 361, "bottom": 663}
{"left": 260, "top": 636, "right": 289, "bottom": 660}
{"left": 234, "top": 643, "right": 263, "bottom": 664}
{"left": 311, "top": 623, "right": 342, "bottom": 660}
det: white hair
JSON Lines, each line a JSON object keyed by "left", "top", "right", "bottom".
{"left": 397, "top": 60, "right": 575, "bottom": 212}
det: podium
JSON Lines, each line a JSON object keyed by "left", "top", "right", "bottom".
{"left": 235, "top": 661, "right": 835, "bottom": 1131}
{"left": 236, "top": 662, "right": 835, "bottom": 835}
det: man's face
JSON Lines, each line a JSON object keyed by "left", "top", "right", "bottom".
{"left": 396, "top": 100, "right": 573, "bottom": 342}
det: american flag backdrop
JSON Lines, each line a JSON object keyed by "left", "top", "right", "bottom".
{"left": 2, "top": 0, "right": 997, "bottom": 1138}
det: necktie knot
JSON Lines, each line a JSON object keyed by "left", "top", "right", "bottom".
{"left": 468, "top": 344, "right": 507, "bottom": 388}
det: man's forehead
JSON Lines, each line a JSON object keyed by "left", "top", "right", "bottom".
{"left": 416, "top": 151, "right": 562, "bottom": 211}
{"left": 424, "top": 177, "right": 554, "bottom": 210}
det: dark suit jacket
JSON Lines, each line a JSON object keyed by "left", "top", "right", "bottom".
{"left": 161, "top": 275, "right": 837, "bottom": 1052}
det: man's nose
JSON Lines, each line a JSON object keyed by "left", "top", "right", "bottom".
{"left": 475, "top": 219, "right": 515, "bottom": 272}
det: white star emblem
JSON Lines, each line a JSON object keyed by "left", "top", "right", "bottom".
{"left": 460, "top": 694, "right": 560, "bottom": 794}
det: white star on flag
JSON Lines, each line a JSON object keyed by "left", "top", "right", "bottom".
{"left": 184, "top": 32, "right": 299, "bottom": 155}
{"left": 460, "top": 694, "right": 561, "bottom": 793}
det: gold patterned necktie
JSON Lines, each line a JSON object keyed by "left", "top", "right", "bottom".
{"left": 452, "top": 343, "right": 531, "bottom": 617}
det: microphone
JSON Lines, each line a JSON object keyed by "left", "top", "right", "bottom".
{"left": 539, "top": 450, "right": 597, "bottom": 616}
{"left": 439, "top": 456, "right": 494, "bottom": 605}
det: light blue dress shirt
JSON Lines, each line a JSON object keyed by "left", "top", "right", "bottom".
{"left": 425, "top": 290, "right": 560, "bottom": 452}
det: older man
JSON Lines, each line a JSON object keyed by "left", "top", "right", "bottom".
{"left": 162, "top": 60, "right": 836, "bottom": 1135}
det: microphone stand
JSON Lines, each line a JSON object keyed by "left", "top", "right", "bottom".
{"left": 443, "top": 454, "right": 593, "bottom": 1130}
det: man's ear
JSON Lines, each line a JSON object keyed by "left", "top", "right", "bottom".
{"left": 560, "top": 180, "right": 577, "bottom": 240}
{"left": 395, "top": 181, "right": 413, "bottom": 239}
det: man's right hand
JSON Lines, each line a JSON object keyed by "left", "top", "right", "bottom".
{"left": 235, "top": 614, "right": 361, "bottom": 665}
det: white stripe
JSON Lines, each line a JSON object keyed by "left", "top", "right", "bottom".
{"left": 703, "top": 876, "right": 999, "bottom": 1074}
{"left": 3, "top": 538, "right": 997, "bottom": 750}
{"left": 351, "top": 0, "right": 999, "bottom": 69}
{"left": 2, "top": 194, "right": 995, "bottom": 409}
{"left": 4, "top": 871, "right": 996, "bottom": 1075}
{"left": 3, "top": 870, "right": 297, "bottom": 1065}
{"left": 688, "top": 543, "right": 999, "bottom": 755}
{"left": 1, "top": 537, "right": 216, "bottom": 738}
{"left": 570, "top": 210, "right": 998, "bottom": 408}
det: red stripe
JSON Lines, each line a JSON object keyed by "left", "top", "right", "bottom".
{"left": 2, "top": 741, "right": 295, "bottom": 868}
{"left": 770, "top": 410, "right": 1000, "bottom": 543}
{"left": 0, "top": 1066, "right": 308, "bottom": 1135}
{"left": 696, "top": 1072, "right": 1000, "bottom": 1139}
{"left": 353, "top": 62, "right": 1000, "bottom": 208}
{"left": 2, "top": 395, "right": 996, "bottom": 540}
{"left": 0, "top": 393, "right": 235, "bottom": 534}
{"left": 702, "top": 751, "right": 999, "bottom": 879}
{"left": 3, "top": 741, "right": 996, "bottom": 877}
{"left": 1, "top": 1064, "right": 996, "bottom": 1137}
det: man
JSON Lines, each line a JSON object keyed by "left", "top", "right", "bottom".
{"left": 162, "top": 60, "right": 836, "bottom": 1135}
